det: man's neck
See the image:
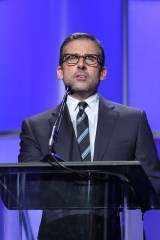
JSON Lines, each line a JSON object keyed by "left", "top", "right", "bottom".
{"left": 69, "top": 91, "right": 97, "bottom": 101}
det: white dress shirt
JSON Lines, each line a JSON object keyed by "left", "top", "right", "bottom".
{"left": 67, "top": 93, "right": 99, "bottom": 161}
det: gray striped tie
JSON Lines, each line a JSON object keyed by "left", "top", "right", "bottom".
{"left": 76, "top": 102, "right": 91, "bottom": 161}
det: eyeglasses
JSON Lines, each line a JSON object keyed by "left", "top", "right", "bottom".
{"left": 62, "top": 54, "right": 101, "bottom": 66}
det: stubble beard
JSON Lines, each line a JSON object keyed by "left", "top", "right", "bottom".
{"left": 69, "top": 81, "right": 100, "bottom": 99}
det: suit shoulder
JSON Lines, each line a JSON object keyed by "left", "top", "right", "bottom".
{"left": 115, "top": 102, "right": 143, "bottom": 113}
{"left": 22, "top": 108, "right": 56, "bottom": 125}
{"left": 103, "top": 98, "right": 144, "bottom": 114}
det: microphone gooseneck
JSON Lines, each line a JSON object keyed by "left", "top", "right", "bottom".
{"left": 48, "top": 86, "right": 71, "bottom": 161}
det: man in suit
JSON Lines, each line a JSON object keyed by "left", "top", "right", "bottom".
{"left": 19, "top": 33, "right": 160, "bottom": 239}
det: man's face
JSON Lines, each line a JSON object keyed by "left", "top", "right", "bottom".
{"left": 57, "top": 39, "right": 107, "bottom": 100}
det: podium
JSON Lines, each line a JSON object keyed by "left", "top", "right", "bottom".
{"left": 0, "top": 161, "right": 160, "bottom": 239}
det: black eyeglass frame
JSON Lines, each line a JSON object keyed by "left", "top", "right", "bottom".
{"left": 62, "top": 53, "right": 102, "bottom": 66}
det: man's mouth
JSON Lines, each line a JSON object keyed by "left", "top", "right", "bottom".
{"left": 76, "top": 74, "right": 87, "bottom": 79}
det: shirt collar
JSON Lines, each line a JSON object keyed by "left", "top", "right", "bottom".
{"left": 67, "top": 93, "right": 99, "bottom": 112}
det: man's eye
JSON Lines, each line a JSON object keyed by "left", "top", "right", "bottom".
{"left": 69, "top": 55, "right": 78, "bottom": 60}
{"left": 65, "top": 55, "right": 77, "bottom": 60}
{"left": 69, "top": 55, "right": 76, "bottom": 59}
{"left": 85, "top": 55, "right": 96, "bottom": 61}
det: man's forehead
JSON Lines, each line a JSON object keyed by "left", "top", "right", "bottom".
{"left": 64, "top": 39, "right": 98, "bottom": 53}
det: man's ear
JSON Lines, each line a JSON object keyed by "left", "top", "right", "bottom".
{"left": 57, "top": 66, "right": 63, "bottom": 79}
{"left": 100, "top": 66, "right": 107, "bottom": 81}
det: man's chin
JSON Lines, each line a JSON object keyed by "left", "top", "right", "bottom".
{"left": 71, "top": 88, "right": 97, "bottom": 99}
{"left": 71, "top": 86, "right": 90, "bottom": 93}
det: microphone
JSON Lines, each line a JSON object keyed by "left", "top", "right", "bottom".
{"left": 48, "top": 86, "right": 72, "bottom": 161}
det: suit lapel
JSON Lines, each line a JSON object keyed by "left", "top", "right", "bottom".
{"left": 49, "top": 105, "right": 81, "bottom": 162}
{"left": 93, "top": 96, "right": 119, "bottom": 161}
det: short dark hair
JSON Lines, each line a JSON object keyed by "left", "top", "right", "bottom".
{"left": 59, "top": 32, "right": 105, "bottom": 66}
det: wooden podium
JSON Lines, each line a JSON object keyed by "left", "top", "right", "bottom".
{"left": 0, "top": 161, "right": 159, "bottom": 239}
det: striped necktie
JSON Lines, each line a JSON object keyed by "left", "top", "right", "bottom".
{"left": 76, "top": 101, "right": 91, "bottom": 161}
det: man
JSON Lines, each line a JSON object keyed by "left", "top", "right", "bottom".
{"left": 19, "top": 33, "right": 160, "bottom": 239}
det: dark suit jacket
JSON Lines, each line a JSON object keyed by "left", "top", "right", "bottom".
{"left": 18, "top": 95, "right": 160, "bottom": 239}
{"left": 19, "top": 95, "right": 160, "bottom": 180}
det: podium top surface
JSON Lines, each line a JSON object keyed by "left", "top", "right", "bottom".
{"left": 0, "top": 161, "right": 141, "bottom": 182}
{"left": 0, "top": 160, "right": 140, "bottom": 172}
{"left": 0, "top": 160, "right": 140, "bottom": 167}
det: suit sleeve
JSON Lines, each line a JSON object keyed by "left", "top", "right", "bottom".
{"left": 135, "top": 111, "right": 160, "bottom": 197}
{"left": 18, "top": 119, "right": 43, "bottom": 162}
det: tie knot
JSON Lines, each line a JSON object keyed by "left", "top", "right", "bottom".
{"left": 78, "top": 102, "right": 87, "bottom": 116}
{"left": 78, "top": 101, "right": 87, "bottom": 111}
